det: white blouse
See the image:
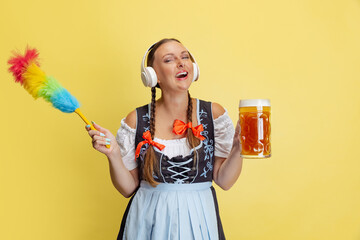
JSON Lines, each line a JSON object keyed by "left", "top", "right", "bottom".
{"left": 116, "top": 109, "right": 235, "bottom": 170}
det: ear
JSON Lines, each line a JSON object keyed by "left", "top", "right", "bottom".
{"left": 156, "top": 73, "right": 161, "bottom": 85}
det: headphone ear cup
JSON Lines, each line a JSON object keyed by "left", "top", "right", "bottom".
{"left": 192, "top": 62, "right": 199, "bottom": 82}
{"left": 141, "top": 67, "right": 158, "bottom": 87}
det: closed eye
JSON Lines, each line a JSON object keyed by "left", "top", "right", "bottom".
{"left": 182, "top": 53, "right": 190, "bottom": 59}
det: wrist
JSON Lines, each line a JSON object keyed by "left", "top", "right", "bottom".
{"left": 107, "top": 145, "right": 121, "bottom": 161}
{"left": 231, "top": 146, "right": 241, "bottom": 156}
{"left": 231, "top": 140, "right": 241, "bottom": 153}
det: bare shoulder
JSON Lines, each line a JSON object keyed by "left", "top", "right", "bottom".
{"left": 124, "top": 109, "right": 137, "bottom": 129}
{"left": 212, "top": 102, "right": 226, "bottom": 120}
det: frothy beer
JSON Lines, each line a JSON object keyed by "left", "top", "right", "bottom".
{"left": 239, "top": 99, "right": 271, "bottom": 158}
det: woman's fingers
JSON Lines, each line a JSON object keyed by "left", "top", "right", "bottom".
{"left": 86, "top": 123, "right": 107, "bottom": 136}
{"left": 88, "top": 129, "right": 112, "bottom": 145}
{"left": 84, "top": 122, "right": 116, "bottom": 153}
{"left": 91, "top": 136, "right": 111, "bottom": 150}
{"left": 91, "top": 121, "right": 109, "bottom": 134}
{"left": 234, "top": 120, "right": 241, "bottom": 135}
{"left": 93, "top": 137, "right": 110, "bottom": 147}
{"left": 232, "top": 120, "right": 241, "bottom": 150}
{"left": 89, "top": 122, "right": 111, "bottom": 137}
{"left": 92, "top": 134, "right": 111, "bottom": 143}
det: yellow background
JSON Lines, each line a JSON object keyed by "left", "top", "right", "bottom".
{"left": 1, "top": 0, "right": 359, "bottom": 239}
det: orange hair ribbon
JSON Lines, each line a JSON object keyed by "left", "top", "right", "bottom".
{"left": 135, "top": 131, "right": 165, "bottom": 160}
{"left": 172, "top": 119, "right": 206, "bottom": 141}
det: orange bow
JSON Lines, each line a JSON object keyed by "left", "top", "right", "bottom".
{"left": 173, "top": 119, "right": 206, "bottom": 141}
{"left": 135, "top": 131, "right": 165, "bottom": 160}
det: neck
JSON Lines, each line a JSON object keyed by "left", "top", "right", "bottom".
{"left": 158, "top": 90, "right": 190, "bottom": 119}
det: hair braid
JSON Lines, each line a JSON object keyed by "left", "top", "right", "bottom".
{"left": 186, "top": 91, "right": 200, "bottom": 164}
{"left": 150, "top": 87, "right": 156, "bottom": 138}
{"left": 143, "top": 87, "right": 159, "bottom": 187}
{"left": 187, "top": 91, "right": 193, "bottom": 123}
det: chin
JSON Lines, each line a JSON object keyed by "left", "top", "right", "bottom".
{"left": 177, "top": 82, "right": 192, "bottom": 91}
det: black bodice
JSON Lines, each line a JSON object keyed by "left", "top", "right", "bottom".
{"left": 135, "top": 99, "right": 215, "bottom": 184}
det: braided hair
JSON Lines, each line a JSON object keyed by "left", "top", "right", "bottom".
{"left": 142, "top": 87, "right": 158, "bottom": 187}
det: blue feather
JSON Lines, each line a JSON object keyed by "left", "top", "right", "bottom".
{"left": 51, "top": 88, "right": 80, "bottom": 113}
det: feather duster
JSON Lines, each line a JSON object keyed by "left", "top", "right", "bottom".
{"left": 8, "top": 47, "right": 109, "bottom": 148}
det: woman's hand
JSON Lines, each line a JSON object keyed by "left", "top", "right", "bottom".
{"left": 85, "top": 122, "right": 120, "bottom": 158}
{"left": 232, "top": 120, "right": 241, "bottom": 151}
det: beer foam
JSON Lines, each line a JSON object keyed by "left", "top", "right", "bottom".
{"left": 239, "top": 99, "right": 271, "bottom": 107}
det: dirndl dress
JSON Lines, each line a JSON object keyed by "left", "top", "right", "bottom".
{"left": 117, "top": 99, "right": 228, "bottom": 240}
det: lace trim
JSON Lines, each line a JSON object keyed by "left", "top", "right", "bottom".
{"left": 120, "top": 118, "right": 136, "bottom": 133}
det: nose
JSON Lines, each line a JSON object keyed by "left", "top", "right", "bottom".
{"left": 177, "top": 59, "right": 185, "bottom": 68}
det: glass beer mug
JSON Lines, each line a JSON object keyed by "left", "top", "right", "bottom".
{"left": 239, "top": 99, "right": 271, "bottom": 158}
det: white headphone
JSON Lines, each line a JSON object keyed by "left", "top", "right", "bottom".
{"left": 141, "top": 42, "right": 200, "bottom": 88}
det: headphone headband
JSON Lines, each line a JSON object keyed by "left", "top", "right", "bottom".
{"left": 140, "top": 41, "right": 200, "bottom": 88}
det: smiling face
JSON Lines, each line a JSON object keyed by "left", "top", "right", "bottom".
{"left": 152, "top": 40, "right": 194, "bottom": 93}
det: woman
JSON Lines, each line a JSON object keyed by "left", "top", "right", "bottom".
{"left": 86, "top": 38, "right": 243, "bottom": 240}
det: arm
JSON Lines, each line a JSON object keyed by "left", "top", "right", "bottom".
{"left": 107, "top": 147, "right": 139, "bottom": 198}
{"left": 212, "top": 103, "right": 243, "bottom": 190}
{"left": 86, "top": 110, "right": 139, "bottom": 198}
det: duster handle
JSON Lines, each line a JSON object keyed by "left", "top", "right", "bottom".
{"left": 75, "top": 108, "right": 110, "bottom": 149}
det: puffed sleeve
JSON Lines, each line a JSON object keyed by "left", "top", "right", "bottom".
{"left": 116, "top": 118, "right": 138, "bottom": 170}
{"left": 214, "top": 109, "right": 235, "bottom": 158}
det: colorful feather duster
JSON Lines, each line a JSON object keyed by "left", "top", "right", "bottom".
{"left": 8, "top": 47, "right": 110, "bottom": 147}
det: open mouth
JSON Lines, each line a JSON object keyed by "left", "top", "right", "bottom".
{"left": 175, "top": 71, "right": 188, "bottom": 80}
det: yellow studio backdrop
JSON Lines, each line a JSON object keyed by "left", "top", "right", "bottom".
{"left": 0, "top": 0, "right": 359, "bottom": 239}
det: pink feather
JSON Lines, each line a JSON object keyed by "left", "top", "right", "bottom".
{"left": 8, "top": 47, "right": 40, "bottom": 85}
